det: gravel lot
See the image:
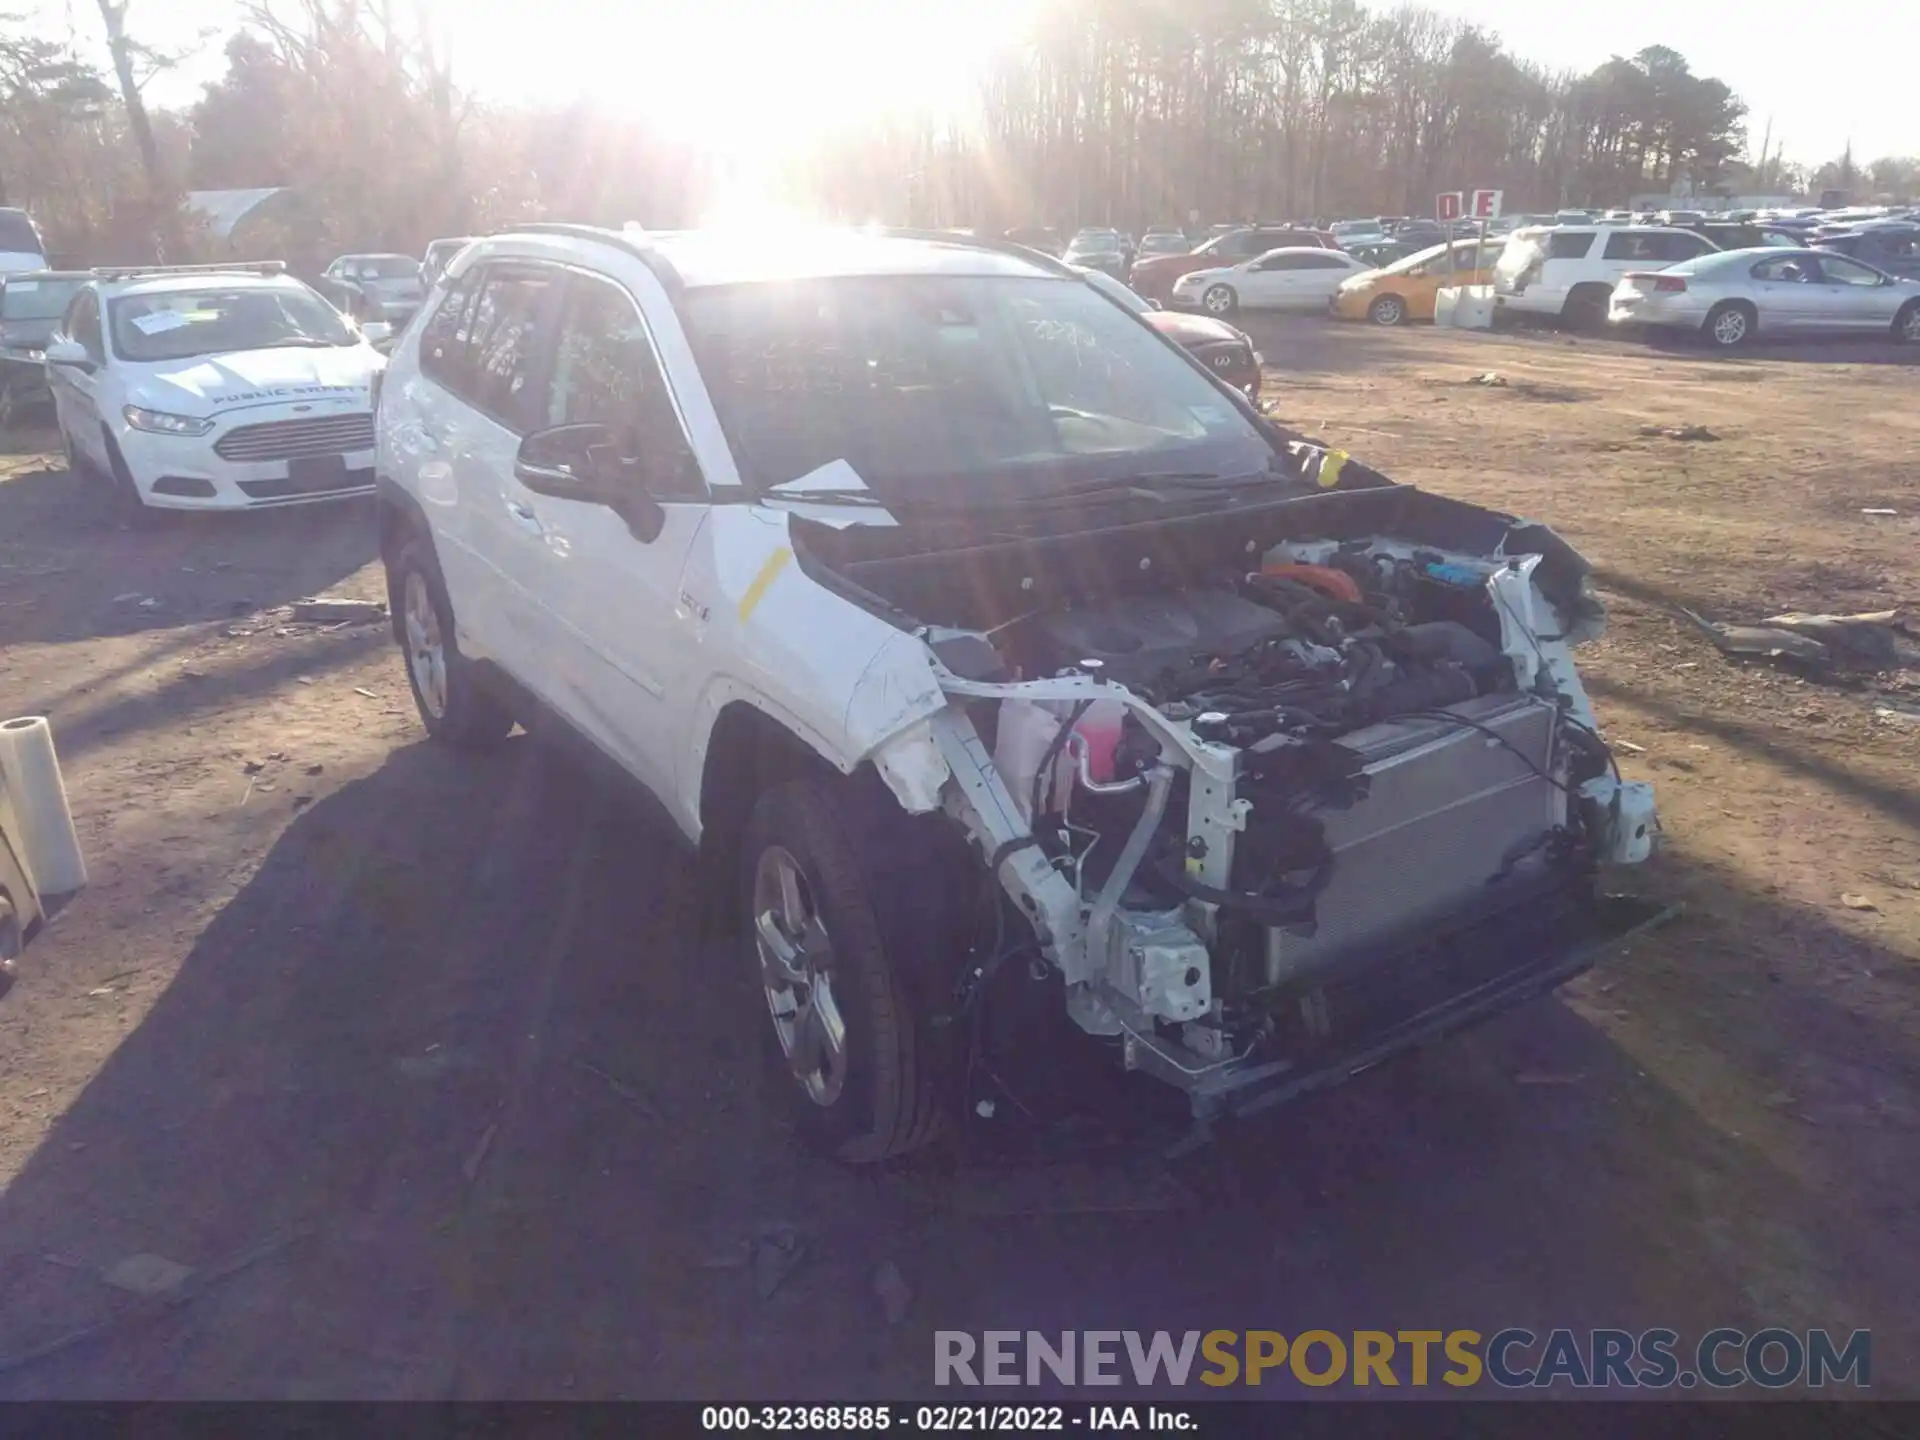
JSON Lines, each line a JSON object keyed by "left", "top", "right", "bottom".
{"left": 0, "top": 318, "right": 1915, "bottom": 1398}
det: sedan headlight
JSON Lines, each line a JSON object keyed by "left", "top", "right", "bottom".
{"left": 123, "top": 405, "right": 214, "bottom": 436}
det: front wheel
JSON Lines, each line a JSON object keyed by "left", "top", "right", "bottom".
{"left": 1894, "top": 301, "right": 1920, "bottom": 345}
{"left": 1202, "top": 283, "right": 1237, "bottom": 316}
{"left": 102, "top": 431, "right": 160, "bottom": 529}
{"left": 1703, "top": 301, "right": 1755, "bottom": 349}
{"left": 742, "top": 780, "right": 947, "bottom": 1163}
{"left": 1367, "top": 294, "right": 1406, "bottom": 326}
{"left": 388, "top": 537, "right": 515, "bottom": 748}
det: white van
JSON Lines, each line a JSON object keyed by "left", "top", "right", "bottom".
{"left": 0, "top": 208, "right": 48, "bottom": 278}
{"left": 1492, "top": 224, "right": 1719, "bottom": 326}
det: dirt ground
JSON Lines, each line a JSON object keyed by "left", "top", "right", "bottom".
{"left": 0, "top": 318, "right": 1915, "bottom": 1400}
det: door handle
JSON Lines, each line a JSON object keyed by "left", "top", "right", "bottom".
{"left": 506, "top": 499, "right": 544, "bottom": 533}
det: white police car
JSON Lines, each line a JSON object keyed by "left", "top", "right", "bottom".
{"left": 44, "top": 263, "right": 385, "bottom": 516}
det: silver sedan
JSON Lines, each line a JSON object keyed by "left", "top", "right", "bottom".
{"left": 1608, "top": 247, "right": 1920, "bottom": 348}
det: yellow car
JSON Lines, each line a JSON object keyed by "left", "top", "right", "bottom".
{"left": 1330, "top": 239, "right": 1505, "bottom": 325}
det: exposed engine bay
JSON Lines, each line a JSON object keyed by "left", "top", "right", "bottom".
{"left": 794, "top": 477, "right": 1660, "bottom": 1122}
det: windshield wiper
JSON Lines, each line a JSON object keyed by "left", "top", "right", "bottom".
{"left": 760, "top": 487, "right": 890, "bottom": 508}
{"left": 1021, "top": 468, "right": 1281, "bottom": 507}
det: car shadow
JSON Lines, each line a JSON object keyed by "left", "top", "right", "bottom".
{"left": 0, "top": 458, "right": 378, "bottom": 652}
{"left": 0, "top": 737, "right": 1912, "bottom": 1397}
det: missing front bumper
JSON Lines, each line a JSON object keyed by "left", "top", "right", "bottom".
{"left": 1162, "top": 886, "right": 1676, "bottom": 1139}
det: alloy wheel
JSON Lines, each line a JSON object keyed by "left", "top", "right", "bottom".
{"left": 402, "top": 570, "right": 448, "bottom": 720}
{"left": 753, "top": 845, "right": 848, "bottom": 1107}
{"left": 1712, "top": 309, "right": 1748, "bottom": 346}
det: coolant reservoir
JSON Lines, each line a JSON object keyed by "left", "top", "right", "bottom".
{"left": 993, "top": 698, "right": 1064, "bottom": 823}
{"left": 1073, "top": 698, "right": 1126, "bottom": 784}
{"left": 992, "top": 697, "right": 1129, "bottom": 818}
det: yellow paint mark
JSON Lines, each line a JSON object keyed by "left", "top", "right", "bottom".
{"left": 736, "top": 546, "right": 793, "bottom": 624}
{"left": 1318, "top": 448, "right": 1349, "bottom": 489}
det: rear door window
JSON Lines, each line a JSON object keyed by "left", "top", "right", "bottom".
{"left": 461, "top": 265, "right": 562, "bottom": 431}
{"left": 418, "top": 269, "right": 481, "bottom": 392}
{"left": 1547, "top": 232, "right": 1594, "bottom": 260}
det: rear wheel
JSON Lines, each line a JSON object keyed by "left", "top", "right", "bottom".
{"left": 1202, "top": 283, "right": 1237, "bottom": 316}
{"left": 1895, "top": 301, "right": 1920, "bottom": 345}
{"left": 741, "top": 779, "right": 949, "bottom": 1163}
{"left": 1560, "top": 284, "right": 1611, "bottom": 331}
{"left": 1703, "top": 301, "right": 1755, "bottom": 349}
{"left": 389, "top": 536, "right": 515, "bottom": 748}
{"left": 1367, "top": 293, "right": 1407, "bottom": 326}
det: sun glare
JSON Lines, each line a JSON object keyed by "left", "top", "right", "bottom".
{"left": 457, "top": 0, "right": 1039, "bottom": 158}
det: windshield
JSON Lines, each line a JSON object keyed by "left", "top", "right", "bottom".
{"left": 108, "top": 285, "right": 356, "bottom": 362}
{"left": 2, "top": 277, "right": 83, "bottom": 321}
{"left": 1138, "top": 235, "right": 1187, "bottom": 255}
{"left": 345, "top": 256, "right": 421, "bottom": 280}
{"left": 0, "top": 211, "right": 42, "bottom": 253}
{"left": 682, "top": 275, "right": 1274, "bottom": 502}
{"left": 1078, "top": 268, "right": 1151, "bottom": 314}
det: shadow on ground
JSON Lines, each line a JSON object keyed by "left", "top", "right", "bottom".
{"left": 0, "top": 458, "right": 377, "bottom": 651}
{"left": 0, "top": 732, "right": 1912, "bottom": 1399}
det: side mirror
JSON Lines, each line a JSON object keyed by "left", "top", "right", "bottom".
{"left": 513, "top": 423, "right": 666, "bottom": 542}
{"left": 45, "top": 339, "right": 92, "bottom": 372}
{"left": 360, "top": 321, "right": 393, "bottom": 345}
{"left": 1144, "top": 298, "right": 1163, "bottom": 310}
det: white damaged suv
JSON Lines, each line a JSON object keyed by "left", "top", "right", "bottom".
{"left": 376, "top": 224, "right": 1662, "bottom": 1162}
{"left": 46, "top": 263, "right": 384, "bottom": 517}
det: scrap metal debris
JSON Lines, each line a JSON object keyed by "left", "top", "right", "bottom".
{"left": 1678, "top": 607, "right": 1919, "bottom": 672}
{"left": 751, "top": 1223, "right": 810, "bottom": 1300}
{"left": 291, "top": 597, "right": 388, "bottom": 624}
{"left": 103, "top": 1253, "right": 193, "bottom": 1297}
{"left": 1638, "top": 423, "right": 1718, "bottom": 441}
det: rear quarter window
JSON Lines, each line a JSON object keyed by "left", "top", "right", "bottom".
{"left": 1547, "top": 232, "right": 1594, "bottom": 260}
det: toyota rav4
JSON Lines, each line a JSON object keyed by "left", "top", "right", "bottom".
{"left": 376, "top": 224, "right": 1662, "bottom": 1162}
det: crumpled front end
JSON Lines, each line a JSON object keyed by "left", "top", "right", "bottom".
{"left": 821, "top": 478, "right": 1663, "bottom": 1120}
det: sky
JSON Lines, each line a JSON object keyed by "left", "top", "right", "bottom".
{"left": 41, "top": 0, "right": 1919, "bottom": 169}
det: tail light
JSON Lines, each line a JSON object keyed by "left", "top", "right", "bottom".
{"left": 1625, "top": 271, "right": 1687, "bottom": 293}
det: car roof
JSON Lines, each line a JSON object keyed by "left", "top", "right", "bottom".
{"left": 335, "top": 252, "right": 414, "bottom": 261}
{"left": 100, "top": 271, "right": 303, "bottom": 298}
{"left": 621, "top": 229, "right": 1067, "bottom": 286}
{"left": 1252, "top": 246, "right": 1351, "bottom": 259}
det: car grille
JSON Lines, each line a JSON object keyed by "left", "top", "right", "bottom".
{"left": 212, "top": 414, "right": 375, "bottom": 463}
{"left": 1190, "top": 341, "right": 1253, "bottom": 374}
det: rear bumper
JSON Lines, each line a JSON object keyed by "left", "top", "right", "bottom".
{"left": 1171, "top": 875, "right": 1676, "bottom": 1133}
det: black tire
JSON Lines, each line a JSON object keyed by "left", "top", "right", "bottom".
{"left": 1201, "top": 283, "right": 1237, "bottom": 317}
{"left": 741, "top": 779, "right": 950, "bottom": 1163}
{"left": 1894, "top": 300, "right": 1920, "bottom": 345}
{"left": 57, "top": 413, "right": 97, "bottom": 480}
{"left": 1367, "top": 293, "right": 1407, "bottom": 326}
{"left": 1560, "top": 285, "right": 1611, "bottom": 331}
{"left": 102, "top": 430, "right": 160, "bottom": 529}
{"left": 386, "top": 535, "right": 515, "bottom": 748}
{"left": 1702, "top": 300, "right": 1755, "bottom": 350}
{"left": 0, "top": 892, "right": 18, "bottom": 1000}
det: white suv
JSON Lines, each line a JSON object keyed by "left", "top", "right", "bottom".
{"left": 46, "top": 264, "right": 385, "bottom": 516}
{"left": 1493, "top": 225, "right": 1720, "bottom": 326}
{"left": 377, "top": 223, "right": 1661, "bottom": 1162}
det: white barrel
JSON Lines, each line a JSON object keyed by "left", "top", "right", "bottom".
{"left": 0, "top": 716, "right": 87, "bottom": 897}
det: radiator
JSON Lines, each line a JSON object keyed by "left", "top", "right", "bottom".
{"left": 1263, "top": 692, "right": 1565, "bottom": 986}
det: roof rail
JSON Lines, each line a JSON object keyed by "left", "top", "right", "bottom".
{"left": 90, "top": 261, "right": 287, "bottom": 280}
{"left": 492, "top": 222, "right": 685, "bottom": 291}
{"left": 872, "top": 227, "right": 1080, "bottom": 278}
